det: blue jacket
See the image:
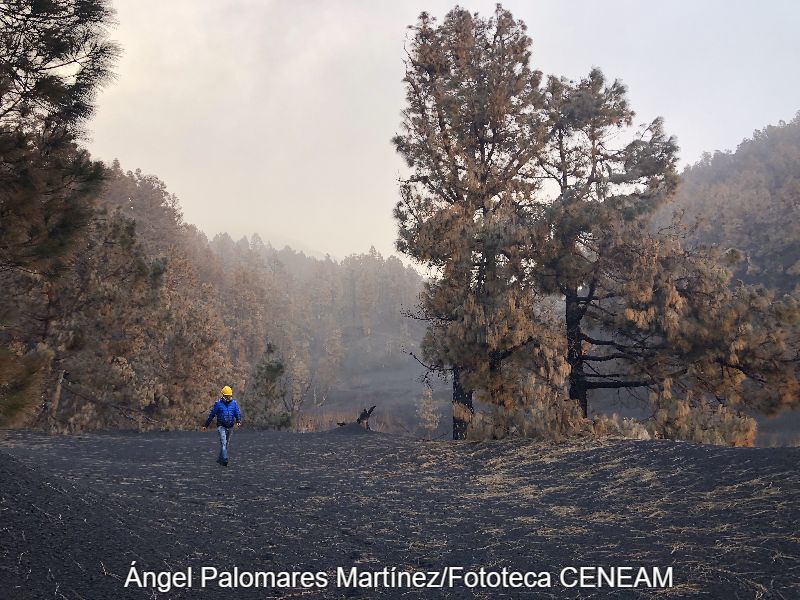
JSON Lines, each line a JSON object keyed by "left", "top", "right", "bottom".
{"left": 204, "top": 398, "right": 242, "bottom": 428}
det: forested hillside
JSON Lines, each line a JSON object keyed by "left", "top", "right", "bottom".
{"left": 0, "top": 0, "right": 432, "bottom": 434}
{"left": 657, "top": 115, "right": 800, "bottom": 293}
{"left": 3, "top": 158, "right": 427, "bottom": 431}
{"left": 2, "top": 1, "right": 798, "bottom": 445}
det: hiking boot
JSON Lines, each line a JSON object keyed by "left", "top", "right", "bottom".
{"left": 222, "top": 460, "right": 229, "bottom": 467}
{"left": 216, "top": 457, "right": 225, "bottom": 466}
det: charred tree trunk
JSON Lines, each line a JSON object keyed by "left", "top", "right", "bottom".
{"left": 452, "top": 365, "right": 474, "bottom": 440}
{"left": 565, "top": 290, "right": 588, "bottom": 418}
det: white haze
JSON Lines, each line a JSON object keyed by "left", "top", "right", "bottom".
{"left": 88, "top": 0, "right": 800, "bottom": 259}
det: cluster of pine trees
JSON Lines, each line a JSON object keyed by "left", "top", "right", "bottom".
{"left": 2, "top": 2, "right": 797, "bottom": 445}
{"left": 0, "top": 0, "right": 423, "bottom": 431}
{"left": 3, "top": 158, "right": 424, "bottom": 430}
{"left": 394, "top": 6, "right": 800, "bottom": 443}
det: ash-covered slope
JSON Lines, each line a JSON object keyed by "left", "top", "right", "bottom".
{"left": 0, "top": 450, "right": 194, "bottom": 599}
{"left": 0, "top": 431, "right": 798, "bottom": 599}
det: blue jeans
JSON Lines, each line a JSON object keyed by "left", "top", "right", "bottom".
{"left": 217, "top": 425, "right": 233, "bottom": 462}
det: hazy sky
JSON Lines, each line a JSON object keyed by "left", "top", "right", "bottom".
{"left": 88, "top": 0, "right": 799, "bottom": 259}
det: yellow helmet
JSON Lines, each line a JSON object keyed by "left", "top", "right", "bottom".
{"left": 220, "top": 385, "right": 233, "bottom": 397}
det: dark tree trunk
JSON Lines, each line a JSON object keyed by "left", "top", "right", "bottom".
{"left": 452, "top": 365, "right": 474, "bottom": 440}
{"left": 565, "top": 290, "right": 588, "bottom": 418}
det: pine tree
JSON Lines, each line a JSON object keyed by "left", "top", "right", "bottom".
{"left": 244, "top": 343, "right": 288, "bottom": 429}
{"left": 0, "top": 0, "right": 118, "bottom": 275}
{"left": 0, "top": 0, "right": 118, "bottom": 425}
{"left": 534, "top": 71, "right": 799, "bottom": 431}
{"left": 394, "top": 6, "right": 799, "bottom": 443}
{"left": 534, "top": 69, "right": 679, "bottom": 417}
{"left": 393, "top": 6, "right": 555, "bottom": 439}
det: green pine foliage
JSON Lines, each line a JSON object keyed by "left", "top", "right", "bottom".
{"left": 0, "top": 0, "right": 117, "bottom": 425}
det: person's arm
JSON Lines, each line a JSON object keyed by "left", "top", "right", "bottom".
{"left": 234, "top": 401, "right": 242, "bottom": 426}
{"left": 203, "top": 402, "right": 217, "bottom": 428}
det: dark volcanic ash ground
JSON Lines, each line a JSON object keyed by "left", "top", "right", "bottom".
{"left": 0, "top": 429, "right": 798, "bottom": 599}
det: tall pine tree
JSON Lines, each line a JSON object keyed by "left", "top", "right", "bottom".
{"left": 0, "top": 0, "right": 118, "bottom": 425}
{"left": 393, "top": 6, "right": 556, "bottom": 439}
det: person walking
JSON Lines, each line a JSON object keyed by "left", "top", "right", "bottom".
{"left": 202, "top": 386, "right": 242, "bottom": 466}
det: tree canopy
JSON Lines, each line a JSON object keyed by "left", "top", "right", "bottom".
{"left": 394, "top": 5, "right": 800, "bottom": 443}
{"left": 394, "top": 6, "right": 562, "bottom": 438}
{"left": 0, "top": 0, "right": 117, "bottom": 425}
